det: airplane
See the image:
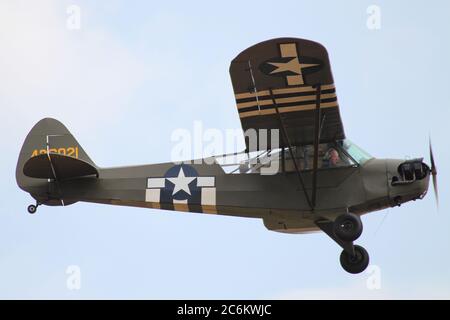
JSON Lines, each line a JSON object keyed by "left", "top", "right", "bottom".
{"left": 16, "top": 37, "right": 438, "bottom": 274}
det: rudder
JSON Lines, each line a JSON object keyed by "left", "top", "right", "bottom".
{"left": 16, "top": 118, "right": 96, "bottom": 192}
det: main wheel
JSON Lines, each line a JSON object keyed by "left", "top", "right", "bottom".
{"left": 27, "top": 204, "right": 37, "bottom": 214}
{"left": 340, "top": 245, "right": 369, "bottom": 274}
{"left": 333, "top": 213, "right": 363, "bottom": 242}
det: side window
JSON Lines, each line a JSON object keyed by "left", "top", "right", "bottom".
{"left": 283, "top": 143, "right": 355, "bottom": 172}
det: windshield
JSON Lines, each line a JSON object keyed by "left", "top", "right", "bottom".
{"left": 340, "top": 139, "right": 373, "bottom": 165}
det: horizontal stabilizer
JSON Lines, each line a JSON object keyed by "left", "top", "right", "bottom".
{"left": 23, "top": 153, "right": 98, "bottom": 180}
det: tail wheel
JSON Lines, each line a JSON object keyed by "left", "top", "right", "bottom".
{"left": 340, "top": 245, "right": 369, "bottom": 274}
{"left": 333, "top": 213, "right": 363, "bottom": 242}
{"left": 27, "top": 204, "right": 37, "bottom": 214}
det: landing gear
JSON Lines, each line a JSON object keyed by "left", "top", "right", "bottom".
{"left": 315, "top": 213, "right": 369, "bottom": 274}
{"left": 27, "top": 201, "right": 42, "bottom": 214}
{"left": 333, "top": 213, "right": 363, "bottom": 242}
{"left": 340, "top": 245, "right": 369, "bottom": 274}
{"left": 27, "top": 204, "right": 37, "bottom": 214}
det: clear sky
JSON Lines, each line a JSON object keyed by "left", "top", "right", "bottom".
{"left": 1, "top": 0, "right": 449, "bottom": 299}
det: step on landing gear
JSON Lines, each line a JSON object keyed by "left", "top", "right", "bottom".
{"left": 315, "top": 213, "right": 369, "bottom": 274}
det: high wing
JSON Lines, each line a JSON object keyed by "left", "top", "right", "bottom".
{"left": 229, "top": 37, "right": 345, "bottom": 151}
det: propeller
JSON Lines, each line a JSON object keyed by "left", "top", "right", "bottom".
{"left": 429, "top": 138, "right": 439, "bottom": 208}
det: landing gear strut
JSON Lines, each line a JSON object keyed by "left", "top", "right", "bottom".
{"left": 315, "top": 213, "right": 369, "bottom": 274}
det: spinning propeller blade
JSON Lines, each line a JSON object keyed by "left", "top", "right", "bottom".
{"left": 429, "top": 138, "right": 439, "bottom": 209}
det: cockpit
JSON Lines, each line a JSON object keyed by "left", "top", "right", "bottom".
{"left": 215, "top": 139, "right": 373, "bottom": 174}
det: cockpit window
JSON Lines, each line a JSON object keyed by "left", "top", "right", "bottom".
{"left": 340, "top": 139, "right": 373, "bottom": 165}
{"left": 215, "top": 141, "right": 359, "bottom": 174}
{"left": 281, "top": 143, "right": 356, "bottom": 171}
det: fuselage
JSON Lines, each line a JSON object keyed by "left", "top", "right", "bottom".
{"left": 21, "top": 156, "right": 429, "bottom": 233}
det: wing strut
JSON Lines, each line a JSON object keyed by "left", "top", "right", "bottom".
{"left": 311, "top": 84, "right": 322, "bottom": 207}
{"left": 269, "top": 89, "right": 313, "bottom": 210}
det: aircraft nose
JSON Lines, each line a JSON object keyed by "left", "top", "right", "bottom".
{"left": 391, "top": 159, "right": 430, "bottom": 185}
{"left": 388, "top": 158, "right": 430, "bottom": 206}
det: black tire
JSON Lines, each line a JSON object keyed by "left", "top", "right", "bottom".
{"left": 333, "top": 213, "right": 363, "bottom": 242}
{"left": 340, "top": 245, "right": 370, "bottom": 274}
{"left": 27, "top": 205, "right": 37, "bottom": 214}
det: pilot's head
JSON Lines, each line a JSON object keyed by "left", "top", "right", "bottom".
{"left": 327, "top": 148, "right": 340, "bottom": 165}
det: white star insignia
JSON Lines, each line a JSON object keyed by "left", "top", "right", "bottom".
{"left": 167, "top": 167, "right": 196, "bottom": 196}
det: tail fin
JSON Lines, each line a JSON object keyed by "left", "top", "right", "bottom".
{"left": 16, "top": 118, "right": 96, "bottom": 191}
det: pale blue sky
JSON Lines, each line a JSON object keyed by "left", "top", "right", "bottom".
{"left": 1, "top": 0, "right": 449, "bottom": 298}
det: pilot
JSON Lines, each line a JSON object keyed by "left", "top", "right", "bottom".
{"left": 323, "top": 147, "right": 341, "bottom": 167}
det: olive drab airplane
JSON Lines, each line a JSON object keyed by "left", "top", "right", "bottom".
{"left": 16, "top": 38, "right": 438, "bottom": 274}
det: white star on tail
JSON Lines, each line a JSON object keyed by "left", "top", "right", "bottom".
{"left": 167, "top": 167, "right": 195, "bottom": 196}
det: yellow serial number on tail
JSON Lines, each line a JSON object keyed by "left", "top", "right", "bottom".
{"left": 31, "top": 146, "right": 79, "bottom": 158}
